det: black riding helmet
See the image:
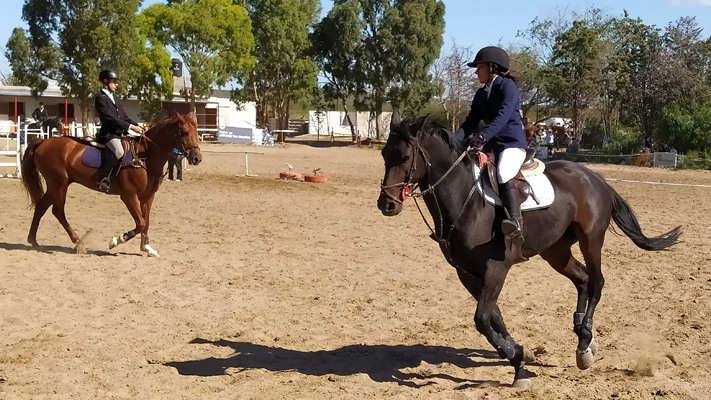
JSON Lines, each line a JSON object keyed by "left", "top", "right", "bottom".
{"left": 99, "top": 69, "right": 119, "bottom": 82}
{"left": 466, "top": 46, "right": 510, "bottom": 71}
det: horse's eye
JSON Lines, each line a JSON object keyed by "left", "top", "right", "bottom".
{"left": 402, "top": 154, "right": 411, "bottom": 162}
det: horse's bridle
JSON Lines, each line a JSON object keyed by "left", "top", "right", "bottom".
{"left": 379, "top": 137, "right": 429, "bottom": 204}
{"left": 139, "top": 122, "right": 200, "bottom": 157}
{"left": 380, "top": 133, "right": 484, "bottom": 274}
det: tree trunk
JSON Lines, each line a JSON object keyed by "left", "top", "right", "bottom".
{"left": 343, "top": 102, "right": 356, "bottom": 142}
{"left": 81, "top": 101, "right": 90, "bottom": 138}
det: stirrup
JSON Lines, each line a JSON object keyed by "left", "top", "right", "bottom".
{"left": 502, "top": 218, "right": 524, "bottom": 244}
{"left": 98, "top": 177, "right": 111, "bottom": 192}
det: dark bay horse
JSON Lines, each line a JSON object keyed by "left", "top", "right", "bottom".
{"left": 377, "top": 112, "right": 681, "bottom": 389}
{"left": 27, "top": 117, "right": 64, "bottom": 135}
{"left": 21, "top": 112, "right": 202, "bottom": 257}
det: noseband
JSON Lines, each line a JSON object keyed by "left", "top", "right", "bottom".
{"left": 380, "top": 133, "right": 484, "bottom": 276}
{"left": 140, "top": 122, "right": 200, "bottom": 157}
{"left": 379, "top": 137, "right": 429, "bottom": 204}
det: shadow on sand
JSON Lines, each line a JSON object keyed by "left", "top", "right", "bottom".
{"left": 162, "top": 338, "right": 531, "bottom": 388}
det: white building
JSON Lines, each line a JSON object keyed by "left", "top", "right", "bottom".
{"left": 308, "top": 110, "right": 393, "bottom": 139}
{"left": 0, "top": 84, "right": 256, "bottom": 138}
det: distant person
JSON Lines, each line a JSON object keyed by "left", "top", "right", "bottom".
{"left": 545, "top": 129, "right": 555, "bottom": 154}
{"left": 168, "top": 148, "right": 183, "bottom": 181}
{"left": 567, "top": 138, "right": 579, "bottom": 154}
{"left": 31, "top": 102, "right": 48, "bottom": 133}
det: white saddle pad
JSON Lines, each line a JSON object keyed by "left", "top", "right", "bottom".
{"left": 473, "top": 159, "right": 555, "bottom": 212}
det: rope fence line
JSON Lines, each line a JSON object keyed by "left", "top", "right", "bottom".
{"left": 605, "top": 178, "right": 711, "bottom": 189}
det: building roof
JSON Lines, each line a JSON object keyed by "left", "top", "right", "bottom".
{"left": 0, "top": 84, "right": 231, "bottom": 103}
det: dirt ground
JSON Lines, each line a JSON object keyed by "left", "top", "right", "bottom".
{"left": 1, "top": 139, "right": 710, "bottom": 400}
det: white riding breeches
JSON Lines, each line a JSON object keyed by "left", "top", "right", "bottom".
{"left": 106, "top": 138, "right": 124, "bottom": 159}
{"left": 497, "top": 147, "right": 526, "bottom": 184}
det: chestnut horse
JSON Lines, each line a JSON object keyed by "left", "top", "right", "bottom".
{"left": 20, "top": 112, "right": 202, "bottom": 257}
{"left": 377, "top": 112, "right": 681, "bottom": 389}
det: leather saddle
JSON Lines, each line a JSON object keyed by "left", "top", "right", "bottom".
{"left": 79, "top": 137, "right": 143, "bottom": 170}
{"left": 482, "top": 148, "right": 540, "bottom": 204}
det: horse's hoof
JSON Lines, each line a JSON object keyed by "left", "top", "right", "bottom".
{"left": 512, "top": 378, "right": 532, "bottom": 391}
{"left": 522, "top": 346, "right": 537, "bottom": 363}
{"left": 589, "top": 338, "right": 598, "bottom": 356}
{"left": 576, "top": 346, "right": 595, "bottom": 370}
{"left": 75, "top": 243, "right": 87, "bottom": 255}
{"left": 109, "top": 237, "right": 119, "bottom": 249}
{"left": 142, "top": 244, "right": 160, "bottom": 258}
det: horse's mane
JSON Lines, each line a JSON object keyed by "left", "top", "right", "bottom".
{"left": 394, "top": 117, "right": 470, "bottom": 165}
{"left": 145, "top": 116, "right": 180, "bottom": 135}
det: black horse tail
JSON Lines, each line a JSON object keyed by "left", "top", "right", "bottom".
{"left": 21, "top": 138, "right": 45, "bottom": 208}
{"left": 610, "top": 188, "right": 682, "bottom": 251}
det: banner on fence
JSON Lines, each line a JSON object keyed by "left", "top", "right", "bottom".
{"left": 218, "top": 126, "right": 254, "bottom": 144}
{"left": 653, "top": 152, "right": 677, "bottom": 167}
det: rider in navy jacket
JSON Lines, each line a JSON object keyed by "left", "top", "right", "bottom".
{"left": 457, "top": 75, "right": 526, "bottom": 155}
{"left": 455, "top": 46, "right": 528, "bottom": 246}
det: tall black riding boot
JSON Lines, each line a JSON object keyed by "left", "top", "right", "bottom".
{"left": 499, "top": 181, "right": 524, "bottom": 245}
{"left": 97, "top": 151, "right": 118, "bottom": 192}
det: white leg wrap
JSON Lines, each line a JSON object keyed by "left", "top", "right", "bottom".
{"left": 143, "top": 244, "right": 160, "bottom": 257}
{"left": 109, "top": 234, "right": 126, "bottom": 250}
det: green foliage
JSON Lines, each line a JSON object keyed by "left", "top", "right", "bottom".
{"left": 141, "top": 0, "right": 255, "bottom": 109}
{"left": 658, "top": 102, "right": 711, "bottom": 155}
{"left": 602, "top": 127, "right": 643, "bottom": 155}
{"left": 234, "top": 0, "right": 320, "bottom": 128}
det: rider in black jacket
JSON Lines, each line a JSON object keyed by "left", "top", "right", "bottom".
{"left": 94, "top": 69, "right": 144, "bottom": 192}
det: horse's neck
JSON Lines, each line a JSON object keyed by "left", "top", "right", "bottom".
{"left": 142, "top": 127, "right": 175, "bottom": 176}
{"left": 419, "top": 139, "right": 485, "bottom": 235}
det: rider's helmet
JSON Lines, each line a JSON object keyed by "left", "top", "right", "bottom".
{"left": 467, "top": 46, "right": 510, "bottom": 73}
{"left": 99, "top": 69, "right": 119, "bottom": 83}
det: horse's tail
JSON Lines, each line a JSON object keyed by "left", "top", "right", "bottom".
{"left": 610, "top": 187, "right": 681, "bottom": 251}
{"left": 21, "top": 138, "right": 45, "bottom": 208}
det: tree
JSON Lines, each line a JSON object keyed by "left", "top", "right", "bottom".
{"left": 312, "top": 0, "right": 362, "bottom": 140}
{"left": 6, "top": 0, "right": 152, "bottom": 135}
{"left": 507, "top": 45, "right": 545, "bottom": 120}
{"left": 430, "top": 41, "right": 477, "bottom": 131}
{"left": 350, "top": 0, "right": 445, "bottom": 139}
{"left": 386, "top": 0, "right": 446, "bottom": 114}
{"left": 608, "top": 12, "right": 664, "bottom": 144}
{"left": 235, "top": 0, "right": 320, "bottom": 130}
{"left": 6, "top": 0, "right": 176, "bottom": 135}
{"left": 141, "top": 0, "right": 255, "bottom": 115}
{"left": 545, "top": 19, "right": 606, "bottom": 140}
{"left": 4, "top": 28, "right": 59, "bottom": 96}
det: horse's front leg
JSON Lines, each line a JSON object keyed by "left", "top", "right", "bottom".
{"left": 139, "top": 194, "right": 159, "bottom": 257}
{"left": 474, "top": 261, "right": 531, "bottom": 390}
{"left": 109, "top": 192, "right": 145, "bottom": 252}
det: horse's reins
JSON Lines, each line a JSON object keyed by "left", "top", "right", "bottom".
{"left": 379, "top": 135, "right": 485, "bottom": 270}
{"left": 138, "top": 122, "right": 200, "bottom": 157}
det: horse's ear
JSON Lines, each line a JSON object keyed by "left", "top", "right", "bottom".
{"left": 390, "top": 109, "right": 401, "bottom": 131}
{"left": 409, "top": 114, "right": 429, "bottom": 136}
{"left": 175, "top": 112, "right": 185, "bottom": 123}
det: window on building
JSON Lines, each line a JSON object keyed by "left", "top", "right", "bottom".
{"left": 8, "top": 102, "right": 25, "bottom": 120}
{"left": 57, "top": 103, "right": 75, "bottom": 119}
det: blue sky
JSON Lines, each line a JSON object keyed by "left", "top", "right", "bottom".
{"left": 1, "top": 0, "right": 710, "bottom": 78}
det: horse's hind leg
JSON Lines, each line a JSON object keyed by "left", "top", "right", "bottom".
{"left": 27, "top": 193, "right": 53, "bottom": 247}
{"left": 574, "top": 229, "right": 606, "bottom": 370}
{"left": 540, "top": 239, "right": 598, "bottom": 368}
{"left": 50, "top": 183, "right": 81, "bottom": 246}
